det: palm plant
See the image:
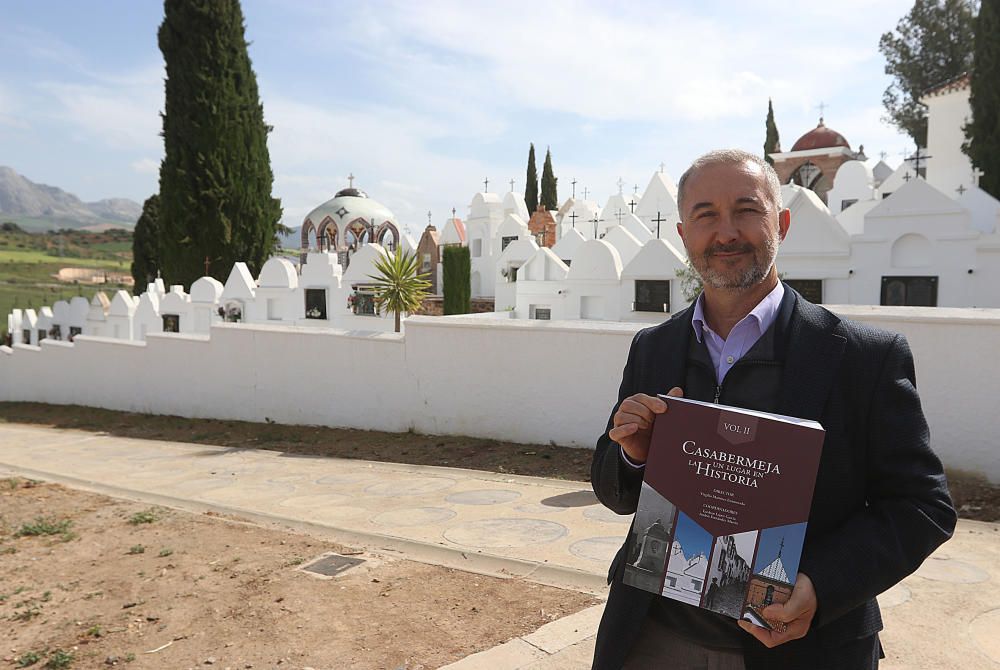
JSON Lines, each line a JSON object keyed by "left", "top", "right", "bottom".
{"left": 367, "top": 247, "right": 432, "bottom": 332}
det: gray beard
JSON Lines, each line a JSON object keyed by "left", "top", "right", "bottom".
{"left": 693, "top": 232, "right": 779, "bottom": 291}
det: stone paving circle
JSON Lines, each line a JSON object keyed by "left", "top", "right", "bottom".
{"left": 443, "top": 518, "right": 568, "bottom": 548}
{"left": 445, "top": 489, "right": 522, "bottom": 505}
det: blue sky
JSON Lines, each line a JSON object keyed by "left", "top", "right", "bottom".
{"left": 1, "top": 0, "right": 917, "bottom": 234}
{"left": 753, "top": 522, "right": 808, "bottom": 580}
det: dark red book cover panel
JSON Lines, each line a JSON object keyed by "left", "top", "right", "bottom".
{"left": 622, "top": 397, "right": 824, "bottom": 631}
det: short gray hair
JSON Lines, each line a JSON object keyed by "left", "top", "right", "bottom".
{"left": 676, "top": 149, "right": 783, "bottom": 217}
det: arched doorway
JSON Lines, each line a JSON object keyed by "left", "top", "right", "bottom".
{"left": 376, "top": 221, "right": 399, "bottom": 251}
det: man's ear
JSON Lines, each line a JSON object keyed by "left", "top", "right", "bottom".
{"left": 778, "top": 208, "right": 791, "bottom": 241}
{"left": 676, "top": 221, "right": 685, "bottom": 244}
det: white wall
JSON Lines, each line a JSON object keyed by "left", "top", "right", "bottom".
{"left": 1, "top": 309, "right": 998, "bottom": 483}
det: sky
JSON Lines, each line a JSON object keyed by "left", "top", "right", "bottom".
{"left": 0, "top": 0, "right": 919, "bottom": 235}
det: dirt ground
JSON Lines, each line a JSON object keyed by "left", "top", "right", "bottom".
{"left": 0, "top": 402, "right": 996, "bottom": 522}
{"left": 0, "top": 478, "right": 599, "bottom": 670}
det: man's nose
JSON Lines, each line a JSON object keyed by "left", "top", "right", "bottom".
{"left": 715, "top": 211, "right": 739, "bottom": 243}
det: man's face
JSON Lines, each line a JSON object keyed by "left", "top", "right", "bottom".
{"left": 676, "top": 161, "right": 789, "bottom": 292}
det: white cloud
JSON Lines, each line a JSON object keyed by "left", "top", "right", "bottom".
{"left": 36, "top": 64, "right": 163, "bottom": 151}
{"left": 130, "top": 158, "right": 160, "bottom": 175}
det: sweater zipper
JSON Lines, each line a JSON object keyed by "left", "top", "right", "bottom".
{"left": 709, "top": 358, "right": 782, "bottom": 405}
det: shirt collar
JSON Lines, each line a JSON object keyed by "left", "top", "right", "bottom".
{"left": 691, "top": 281, "right": 785, "bottom": 343}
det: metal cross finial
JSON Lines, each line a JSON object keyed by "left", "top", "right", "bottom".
{"left": 582, "top": 187, "right": 590, "bottom": 200}
{"left": 778, "top": 537, "right": 785, "bottom": 558}
{"left": 569, "top": 210, "right": 578, "bottom": 228}
{"left": 427, "top": 210, "right": 432, "bottom": 226}
{"left": 904, "top": 147, "right": 932, "bottom": 174}
{"left": 571, "top": 178, "right": 577, "bottom": 198}
{"left": 628, "top": 197, "right": 638, "bottom": 213}
{"left": 509, "top": 178, "right": 515, "bottom": 192}
{"left": 589, "top": 213, "right": 604, "bottom": 239}
{"left": 633, "top": 184, "right": 639, "bottom": 195}
{"left": 483, "top": 177, "right": 489, "bottom": 192}
{"left": 452, "top": 207, "right": 457, "bottom": 219}
{"left": 652, "top": 211, "right": 666, "bottom": 238}
{"left": 817, "top": 101, "right": 827, "bottom": 121}
{"left": 614, "top": 208, "right": 625, "bottom": 225}
{"left": 956, "top": 184, "right": 967, "bottom": 195}
{"left": 879, "top": 151, "right": 888, "bottom": 161}
{"left": 348, "top": 172, "right": 355, "bottom": 188}
{"left": 617, "top": 177, "right": 625, "bottom": 194}
{"left": 659, "top": 162, "right": 665, "bottom": 174}
{"left": 972, "top": 167, "right": 985, "bottom": 187}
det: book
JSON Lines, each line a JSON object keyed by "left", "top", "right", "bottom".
{"left": 622, "top": 395, "right": 824, "bottom": 631}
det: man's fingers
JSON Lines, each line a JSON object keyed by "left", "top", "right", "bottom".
{"left": 738, "top": 619, "right": 808, "bottom": 648}
{"left": 665, "top": 386, "right": 684, "bottom": 398}
{"left": 608, "top": 423, "right": 638, "bottom": 442}
{"left": 614, "top": 410, "right": 653, "bottom": 430}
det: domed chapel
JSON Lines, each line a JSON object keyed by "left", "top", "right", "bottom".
{"left": 299, "top": 174, "right": 400, "bottom": 264}
{"left": 769, "top": 117, "right": 867, "bottom": 205}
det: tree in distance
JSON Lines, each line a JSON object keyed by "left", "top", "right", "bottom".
{"left": 524, "top": 144, "right": 539, "bottom": 213}
{"left": 131, "top": 194, "right": 161, "bottom": 292}
{"left": 541, "top": 147, "right": 558, "bottom": 211}
{"left": 764, "top": 99, "right": 780, "bottom": 166}
{"left": 368, "top": 247, "right": 432, "bottom": 332}
{"left": 442, "top": 245, "right": 471, "bottom": 315}
{"left": 157, "top": 0, "right": 284, "bottom": 289}
{"left": 879, "top": 0, "right": 976, "bottom": 147}
{"left": 963, "top": 0, "right": 1000, "bottom": 199}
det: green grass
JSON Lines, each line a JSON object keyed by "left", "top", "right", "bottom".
{"left": 43, "top": 650, "right": 73, "bottom": 669}
{"left": 15, "top": 651, "right": 41, "bottom": 667}
{"left": 14, "top": 516, "right": 75, "bottom": 541}
{"left": 0, "top": 249, "right": 126, "bottom": 269}
{"left": 127, "top": 508, "right": 158, "bottom": 525}
{"left": 127, "top": 544, "right": 145, "bottom": 555}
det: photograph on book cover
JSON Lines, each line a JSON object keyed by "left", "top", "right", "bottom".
{"left": 662, "top": 512, "right": 713, "bottom": 605}
{"left": 741, "top": 522, "right": 808, "bottom": 631}
{"left": 623, "top": 482, "right": 677, "bottom": 593}
{"left": 703, "top": 529, "right": 758, "bottom": 617}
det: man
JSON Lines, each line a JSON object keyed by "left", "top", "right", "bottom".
{"left": 591, "top": 149, "right": 956, "bottom": 670}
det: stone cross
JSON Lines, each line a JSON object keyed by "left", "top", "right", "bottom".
{"left": 617, "top": 177, "right": 625, "bottom": 194}
{"left": 628, "top": 197, "right": 638, "bottom": 213}
{"left": 571, "top": 178, "right": 577, "bottom": 198}
{"left": 348, "top": 173, "right": 355, "bottom": 188}
{"left": 652, "top": 211, "right": 666, "bottom": 238}
{"left": 972, "top": 167, "right": 985, "bottom": 187}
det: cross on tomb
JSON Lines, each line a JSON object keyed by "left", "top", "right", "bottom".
{"left": 904, "top": 147, "right": 932, "bottom": 174}
{"left": 659, "top": 162, "right": 665, "bottom": 174}
{"left": 571, "top": 178, "right": 577, "bottom": 198}
{"left": 569, "top": 210, "right": 578, "bottom": 228}
{"left": 972, "top": 167, "right": 985, "bottom": 187}
{"left": 879, "top": 151, "right": 888, "bottom": 161}
{"left": 633, "top": 184, "right": 639, "bottom": 195}
{"left": 902, "top": 172, "right": 913, "bottom": 182}
{"left": 348, "top": 172, "right": 355, "bottom": 188}
{"left": 614, "top": 209, "right": 625, "bottom": 225}
{"left": 509, "top": 178, "right": 515, "bottom": 192}
{"left": 617, "top": 177, "right": 625, "bottom": 194}
{"left": 956, "top": 184, "right": 967, "bottom": 196}
{"left": 652, "top": 211, "right": 667, "bottom": 238}
{"left": 582, "top": 187, "right": 590, "bottom": 200}
{"left": 318, "top": 232, "right": 328, "bottom": 250}
{"left": 483, "top": 177, "right": 489, "bottom": 192}
{"left": 628, "top": 197, "right": 638, "bottom": 213}
{"left": 590, "top": 214, "right": 604, "bottom": 239}
{"left": 452, "top": 207, "right": 457, "bottom": 219}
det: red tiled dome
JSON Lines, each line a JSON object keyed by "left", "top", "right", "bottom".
{"left": 791, "top": 119, "right": 850, "bottom": 152}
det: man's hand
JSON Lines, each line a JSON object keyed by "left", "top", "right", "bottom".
{"left": 608, "top": 387, "right": 682, "bottom": 464}
{"left": 738, "top": 573, "right": 818, "bottom": 648}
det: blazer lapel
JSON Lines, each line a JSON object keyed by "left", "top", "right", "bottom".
{"left": 647, "top": 305, "right": 695, "bottom": 395}
{"left": 779, "top": 294, "right": 848, "bottom": 422}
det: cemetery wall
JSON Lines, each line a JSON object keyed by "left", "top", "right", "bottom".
{"left": 1, "top": 308, "right": 998, "bottom": 482}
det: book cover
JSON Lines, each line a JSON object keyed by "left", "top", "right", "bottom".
{"left": 622, "top": 395, "right": 824, "bottom": 631}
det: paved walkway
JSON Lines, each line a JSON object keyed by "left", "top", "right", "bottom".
{"left": 1, "top": 424, "right": 998, "bottom": 669}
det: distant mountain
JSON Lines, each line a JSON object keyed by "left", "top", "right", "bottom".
{"left": 0, "top": 166, "right": 141, "bottom": 231}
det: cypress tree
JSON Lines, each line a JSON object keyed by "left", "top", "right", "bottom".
{"left": 541, "top": 147, "right": 558, "bottom": 211}
{"left": 764, "top": 99, "right": 780, "bottom": 165}
{"left": 524, "top": 143, "right": 539, "bottom": 213}
{"left": 964, "top": 0, "right": 1000, "bottom": 198}
{"left": 157, "top": 0, "right": 283, "bottom": 288}
{"left": 131, "top": 194, "right": 161, "bottom": 292}
{"left": 442, "top": 245, "right": 471, "bottom": 315}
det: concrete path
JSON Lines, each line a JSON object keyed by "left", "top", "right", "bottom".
{"left": 1, "top": 424, "right": 998, "bottom": 669}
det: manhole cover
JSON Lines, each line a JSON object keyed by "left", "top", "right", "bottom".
{"left": 300, "top": 553, "right": 365, "bottom": 578}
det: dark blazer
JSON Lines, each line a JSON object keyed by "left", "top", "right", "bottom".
{"left": 591, "top": 286, "right": 956, "bottom": 670}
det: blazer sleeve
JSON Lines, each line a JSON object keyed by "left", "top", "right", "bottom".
{"left": 591, "top": 330, "right": 647, "bottom": 515}
{"left": 799, "top": 333, "right": 957, "bottom": 627}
